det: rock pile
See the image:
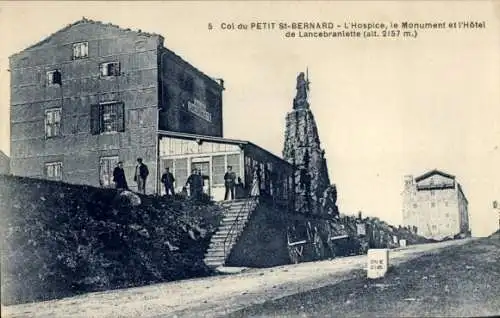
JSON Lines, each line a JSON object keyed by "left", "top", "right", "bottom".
{"left": 0, "top": 175, "right": 224, "bottom": 305}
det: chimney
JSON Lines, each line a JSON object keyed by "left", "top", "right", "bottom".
{"left": 404, "top": 175, "right": 413, "bottom": 189}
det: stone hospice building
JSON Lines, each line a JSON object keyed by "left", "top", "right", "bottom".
{"left": 402, "top": 169, "right": 470, "bottom": 240}
{"left": 9, "top": 18, "right": 295, "bottom": 201}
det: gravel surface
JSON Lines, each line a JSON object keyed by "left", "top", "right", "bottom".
{"left": 1, "top": 239, "right": 475, "bottom": 318}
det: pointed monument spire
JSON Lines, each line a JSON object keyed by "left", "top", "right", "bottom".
{"left": 293, "top": 70, "right": 310, "bottom": 110}
{"left": 283, "top": 71, "right": 338, "bottom": 216}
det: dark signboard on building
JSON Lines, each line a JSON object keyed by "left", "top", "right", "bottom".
{"left": 159, "top": 49, "right": 223, "bottom": 137}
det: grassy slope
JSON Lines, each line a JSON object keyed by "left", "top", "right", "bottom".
{"left": 0, "top": 175, "right": 224, "bottom": 305}
{"left": 228, "top": 234, "right": 500, "bottom": 318}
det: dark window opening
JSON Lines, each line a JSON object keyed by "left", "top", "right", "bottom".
{"left": 100, "top": 62, "right": 120, "bottom": 77}
{"left": 46, "top": 70, "right": 62, "bottom": 85}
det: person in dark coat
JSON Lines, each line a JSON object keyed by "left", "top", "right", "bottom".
{"left": 186, "top": 168, "right": 200, "bottom": 200}
{"left": 224, "top": 166, "right": 236, "bottom": 200}
{"left": 113, "top": 161, "right": 128, "bottom": 190}
{"left": 134, "top": 158, "right": 149, "bottom": 194}
{"left": 161, "top": 167, "right": 175, "bottom": 197}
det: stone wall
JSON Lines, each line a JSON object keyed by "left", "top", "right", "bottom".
{"left": 226, "top": 202, "right": 290, "bottom": 267}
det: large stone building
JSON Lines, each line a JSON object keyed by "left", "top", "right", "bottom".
{"left": 9, "top": 18, "right": 293, "bottom": 201}
{"left": 402, "top": 169, "right": 470, "bottom": 240}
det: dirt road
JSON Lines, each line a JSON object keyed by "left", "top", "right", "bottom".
{"left": 229, "top": 235, "right": 500, "bottom": 318}
{"left": 2, "top": 239, "right": 474, "bottom": 318}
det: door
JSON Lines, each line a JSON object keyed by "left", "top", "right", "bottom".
{"left": 191, "top": 161, "right": 210, "bottom": 196}
{"left": 99, "top": 156, "right": 119, "bottom": 187}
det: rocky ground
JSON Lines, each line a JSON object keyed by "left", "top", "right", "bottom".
{"left": 0, "top": 175, "right": 224, "bottom": 305}
{"left": 1, "top": 238, "right": 480, "bottom": 318}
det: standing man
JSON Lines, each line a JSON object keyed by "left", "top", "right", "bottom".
{"left": 186, "top": 168, "right": 200, "bottom": 200}
{"left": 113, "top": 161, "right": 128, "bottom": 190}
{"left": 134, "top": 158, "right": 149, "bottom": 194}
{"left": 161, "top": 167, "right": 175, "bottom": 197}
{"left": 224, "top": 165, "right": 236, "bottom": 200}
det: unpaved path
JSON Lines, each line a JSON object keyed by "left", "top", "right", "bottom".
{"left": 2, "top": 239, "right": 473, "bottom": 318}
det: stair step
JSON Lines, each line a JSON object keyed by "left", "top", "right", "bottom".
{"left": 205, "top": 251, "right": 227, "bottom": 257}
{"left": 205, "top": 262, "right": 225, "bottom": 268}
{"left": 204, "top": 257, "right": 226, "bottom": 263}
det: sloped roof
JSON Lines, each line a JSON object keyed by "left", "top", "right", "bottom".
{"left": 0, "top": 150, "right": 9, "bottom": 160}
{"left": 414, "top": 169, "right": 455, "bottom": 182}
{"left": 12, "top": 17, "right": 164, "bottom": 57}
{"left": 10, "top": 17, "right": 223, "bottom": 88}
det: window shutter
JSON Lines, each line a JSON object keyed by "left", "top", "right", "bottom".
{"left": 117, "top": 103, "right": 125, "bottom": 132}
{"left": 83, "top": 43, "right": 88, "bottom": 57}
{"left": 100, "top": 63, "right": 108, "bottom": 76}
{"left": 90, "top": 104, "right": 100, "bottom": 135}
{"left": 73, "top": 45, "right": 79, "bottom": 58}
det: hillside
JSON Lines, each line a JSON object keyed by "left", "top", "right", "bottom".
{"left": 0, "top": 175, "right": 224, "bottom": 305}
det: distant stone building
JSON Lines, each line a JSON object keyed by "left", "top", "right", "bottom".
{"left": 282, "top": 71, "right": 338, "bottom": 216}
{"left": 9, "top": 18, "right": 293, "bottom": 201}
{"left": 0, "top": 150, "right": 10, "bottom": 174}
{"left": 402, "top": 169, "right": 470, "bottom": 240}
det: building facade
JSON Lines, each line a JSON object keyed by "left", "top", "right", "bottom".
{"left": 9, "top": 18, "right": 292, "bottom": 202}
{"left": 402, "top": 169, "right": 470, "bottom": 240}
{"left": 9, "top": 18, "right": 224, "bottom": 194}
{"left": 158, "top": 131, "right": 294, "bottom": 203}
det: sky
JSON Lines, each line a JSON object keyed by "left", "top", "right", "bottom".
{"left": 0, "top": 1, "right": 499, "bottom": 236}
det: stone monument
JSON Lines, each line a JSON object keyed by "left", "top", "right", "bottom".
{"left": 283, "top": 71, "right": 339, "bottom": 216}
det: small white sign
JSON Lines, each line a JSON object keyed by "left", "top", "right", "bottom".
{"left": 367, "top": 249, "right": 389, "bottom": 279}
{"left": 399, "top": 239, "right": 407, "bottom": 247}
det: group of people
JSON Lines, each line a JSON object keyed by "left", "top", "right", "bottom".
{"left": 112, "top": 159, "right": 239, "bottom": 202}
{"left": 112, "top": 158, "right": 149, "bottom": 194}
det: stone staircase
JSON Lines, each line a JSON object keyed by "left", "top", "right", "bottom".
{"left": 204, "top": 198, "right": 258, "bottom": 269}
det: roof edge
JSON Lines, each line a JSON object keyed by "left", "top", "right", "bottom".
{"left": 9, "top": 17, "right": 164, "bottom": 59}
{"left": 414, "top": 169, "right": 456, "bottom": 182}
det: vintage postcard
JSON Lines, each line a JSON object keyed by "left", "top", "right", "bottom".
{"left": 0, "top": 1, "right": 498, "bottom": 317}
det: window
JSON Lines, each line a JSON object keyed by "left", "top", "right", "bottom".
{"left": 73, "top": 42, "right": 88, "bottom": 59}
{"left": 431, "top": 202, "right": 436, "bottom": 208}
{"left": 445, "top": 201, "right": 449, "bottom": 207}
{"left": 212, "top": 155, "right": 225, "bottom": 185}
{"left": 430, "top": 190, "right": 435, "bottom": 196}
{"left": 45, "top": 162, "right": 63, "bottom": 181}
{"left": 100, "top": 62, "right": 120, "bottom": 77}
{"left": 90, "top": 102, "right": 125, "bottom": 134}
{"left": 412, "top": 203, "right": 418, "bottom": 208}
{"left": 432, "top": 225, "right": 437, "bottom": 230}
{"left": 46, "top": 70, "right": 62, "bottom": 85}
{"left": 174, "top": 158, "right": 188, "bottom": 189}
{"left": 99, "top": 156, "right": 119, "bottom": 187}
{"left": 45, "top": 108, "right": 61, "bottom": 138}
{"left": 227, "top": 154, "right": 240, "bottom": 178}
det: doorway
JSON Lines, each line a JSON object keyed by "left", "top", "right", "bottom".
{"left": 191, "top": 160, "right": 210, "bottom": 197}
